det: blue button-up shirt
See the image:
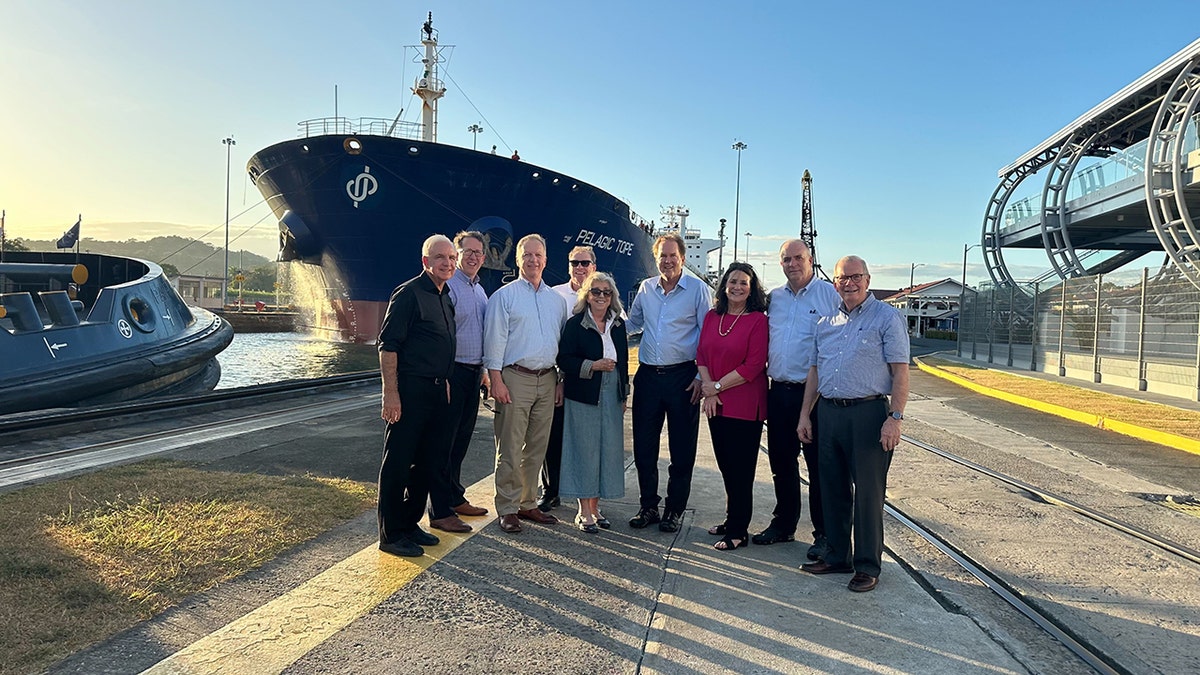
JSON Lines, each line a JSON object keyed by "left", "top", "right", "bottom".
{"left": 626, "top": 273, "right": 712, "bottom": 366}
{"left": 811, "top": 294, "right": 909, "bottom": 399}
{"left": 447, "top": 268, "right": 488, "bottom": 366}
{"left": 767, "top": 276, "right": 840, "bottom": 383}
{"left": 483, "top": 276, "right": 569, "bottom": 371}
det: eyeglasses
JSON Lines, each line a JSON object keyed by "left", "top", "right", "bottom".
{"left": 588, "top": 288, "right": 613, "bottom": 297}
{"left": 570, "top": 260, "right": 594, "bottom": 267}
{"left": 833, "top": 273, "right": 866, "bottom": 284}
{"left": 459, "top": 248, "right": 484, "bottom": 258}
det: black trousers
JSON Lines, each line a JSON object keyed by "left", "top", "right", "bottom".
{"left": 766, "top": 381, "right": 824, "bottom": 539}
{"left": 631, "top": 363, "right": 700, "bottom": 514}
{"left": 539, "top": 404, "right": 565, "bottom": 501}
{"left": 816, "top": 397, "right": 892, "bottom": 578}
{"left": 708, "top": 415, "right": 764, "bottom": 539}
{"left": 444, "top": 362, "right": 483, "bottom": 509}
{"left": 378, "top": 374, "right": 454, "bottom": 544}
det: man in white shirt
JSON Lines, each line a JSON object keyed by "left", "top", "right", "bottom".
{"left": 484, "top": 234, "right": 570, "bottom": 533}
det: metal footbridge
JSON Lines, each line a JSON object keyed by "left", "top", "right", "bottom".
{"left": 983, "top": 37, "right": 1200, "bottom": 290}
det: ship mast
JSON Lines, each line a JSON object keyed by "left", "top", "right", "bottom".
{"left": 413, "top": 12, "right": 446, "bottom": 143}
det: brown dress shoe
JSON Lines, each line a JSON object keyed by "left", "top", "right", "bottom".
{"left": 429, "top": 515, "right": 473, "bottom": 533}
{"left": 454, "top": 502, "right": 489, "bottom": 516}
{"left": 801, "top": 560, "right": 855, "bottom": 575}
{"left": 498, "top": 514, "right": 522, "bottom": 533}
{"left": 517, "top": 508, "right": 558, "bottom": 524}
{"left": 848, "top": 573, "right": 878, "bottom": 592}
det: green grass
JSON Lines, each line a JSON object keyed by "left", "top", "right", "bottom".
{"left": 0, "top": 460, "right": 375, "bottom": 675}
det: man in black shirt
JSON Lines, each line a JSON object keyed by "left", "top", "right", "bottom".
{"left": 377, "top": 234, "right": 459, "bottom": 557}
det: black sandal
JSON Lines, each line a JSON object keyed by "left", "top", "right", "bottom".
{"left": 751, "top": 528, "right": 795, "bottom": 545}
{"left": 714, "top": 536, "right": 747, "bottom": 551}
{"left": 707, "top": 523, "right": 727, "bottom": 536}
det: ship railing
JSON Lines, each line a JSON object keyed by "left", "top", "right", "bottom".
{"left": 296, "top": 116, "right": 424, "bottom": 140}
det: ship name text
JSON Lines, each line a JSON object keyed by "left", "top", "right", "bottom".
{"left": 575, "top": 229, "right": 634, "bottom": 256}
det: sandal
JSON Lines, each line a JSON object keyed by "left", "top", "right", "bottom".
{"left": 575, "top": 514, "right": 599, "bottom": 534}
{"left": 595, "top": 513, "right": 611, "bottom": 530}
{"left": 707, "top": 523, "right": 727, "bottom": 536}
{"left": 714, "top": 536, "right": 747, "bottom": 551}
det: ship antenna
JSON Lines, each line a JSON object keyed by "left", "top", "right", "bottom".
{"left": 413, "top": 13, "right": 446, "bottom": 143}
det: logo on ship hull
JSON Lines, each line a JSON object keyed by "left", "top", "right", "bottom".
{"left": 346, "top": 166, "right": 378, "bottom": 208}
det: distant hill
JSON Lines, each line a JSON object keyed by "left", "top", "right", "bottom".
{"left": 20, "top": 236, "right": 272, "bottom": 277}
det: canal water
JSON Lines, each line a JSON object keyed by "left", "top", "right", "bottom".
{"left": 215, "top": 332, "right": 380, "bottom": 388}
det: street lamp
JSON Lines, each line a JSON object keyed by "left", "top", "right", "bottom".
{"left": 732, "top": 140, "right": 747, "bottom": 261}
{"left": 909, "top": 262, "right": 925, "bottom": 336}
{"left": 467, "top": 123, "right": 483, "bottom": 150}
{"left": 744, "top": 231, "right": 753, "bottom": 265}
{"left": 958, "top": 242, "right": 982, "bottom": 356}
{"left": 717, "top": 218, "right": 727, "bottom": 276}
{"left": 222, "top": 136, "right": 235, "bottom": 309}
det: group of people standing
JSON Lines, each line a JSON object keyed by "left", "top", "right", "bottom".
{"left": 375, "top": 229, "right": 908, "bottom": 594}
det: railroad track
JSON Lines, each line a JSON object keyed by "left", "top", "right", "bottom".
{"left": 878, "top": 432, "right": 1200, "bottom": 674}
{"left": 0, "top": 373, "right": 380, "bottom": 490}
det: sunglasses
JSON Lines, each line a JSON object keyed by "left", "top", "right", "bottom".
{"left": 589, "top": 288, "right": 613, "bottom": 297}
{"left": 570, "top": 260, "right": 594, "bottom": 267}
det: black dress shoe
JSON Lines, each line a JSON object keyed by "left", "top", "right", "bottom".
{"left": 659, "top": 511, "right": 682, "bottom": 532}
{"left": 751, "top": 527, "right": 795, "bottom": 545}
{"left": 848, "top": 572, "right": 878, "bottom": 592}
{"left": 629, "top": 508, "right": 660, "bottom": 528}
{"left": 379, "top": 539, "right": 423, "bottom": 557}
{"left": 404, "top": 528, "right": 440, "bottom": 547}
{"left": 801, "top": 560, "right": 854, "bottom": 575}
{"left": 536, "top": 496, "right": 561, "bottom": 512}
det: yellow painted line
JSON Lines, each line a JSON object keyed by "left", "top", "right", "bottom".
{"left": 1158, "top": 496, "right": 1200, "bottom": 518}
{"left": 140, "top": 478, "right": 495, "bottom": 674}
{"left": 915, "top": 357, "right": 1200, "bottom": 456}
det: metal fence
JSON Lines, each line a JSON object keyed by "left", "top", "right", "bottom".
{"left": 956, "top": 267, "right": 1200, "bottom": 401}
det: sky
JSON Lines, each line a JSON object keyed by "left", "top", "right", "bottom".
{"left": 2, "top": 0, "right": 1198, "bottom": 290}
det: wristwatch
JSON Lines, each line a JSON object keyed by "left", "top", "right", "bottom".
{"left": 714, "top": 381, "right": 722, "bottom": 391}
{"left": 889, "top": 411, "right": 903, "bottom": 421}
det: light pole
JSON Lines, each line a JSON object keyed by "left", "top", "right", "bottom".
{"left": 958, "top": 243, "right": 981, "bottom": 356}
{"left": 717, "top": 218, "right": 727, "bottom": 277}
{"left": 467, "top": 123, "right": 483, "bottom": 150}
{"left": 744, "top": 231, "right": 753, "bottom": 265}
{"left": 732, "top": 140, "right": 747, "bottom": 261}
{"left": 909, "top": 262, "right": 925, "bottom": 336}
{"left": 222, "top": 136, "right": 235, "bottom": 308}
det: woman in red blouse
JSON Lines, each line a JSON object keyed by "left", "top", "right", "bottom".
{"left": 697, "top": 261, "right": 769, "bottom": 551}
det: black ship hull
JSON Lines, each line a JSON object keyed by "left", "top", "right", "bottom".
{"left": 248, "top": 134, "right": 657, "bottom": 342}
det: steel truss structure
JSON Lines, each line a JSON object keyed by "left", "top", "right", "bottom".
{"left": 983, "top": 38, "right": 1200, "bottom": 291}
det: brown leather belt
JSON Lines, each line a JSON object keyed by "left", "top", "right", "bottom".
{"left": 508, "top": 364, "right": 556, "bottom": 376}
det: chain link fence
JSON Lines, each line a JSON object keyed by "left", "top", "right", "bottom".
{"left": 957, "top": 267, "right": 1200, "bottom": 400}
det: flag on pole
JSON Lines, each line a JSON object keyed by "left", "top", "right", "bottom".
{"left": 56, "top": 217, "right": 80, "bottom": 249}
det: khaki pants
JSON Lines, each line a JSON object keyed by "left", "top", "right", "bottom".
{"left": 493, "top": 367, "right": 558, "bottom": 515}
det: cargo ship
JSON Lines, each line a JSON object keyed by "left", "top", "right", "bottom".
{"left": 246, "top": 14, "right": 680, "bottom": 342}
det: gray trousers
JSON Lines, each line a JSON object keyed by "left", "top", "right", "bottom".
{"left": 816, "top": 397, "right": 892, "bottom": 577}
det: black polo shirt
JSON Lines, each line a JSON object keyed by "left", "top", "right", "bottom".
{"left": 377, "top": 272, "right": 456, "bottom": 380}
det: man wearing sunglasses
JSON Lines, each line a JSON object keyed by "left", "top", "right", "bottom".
{"left": 538, "top": 246, "right": 598, "bottom": 512}
{"left": 797, "top": 255, "right": 909, "bottom": 593}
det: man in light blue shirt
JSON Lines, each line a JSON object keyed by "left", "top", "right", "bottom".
{"left": 755, "top": 239, "right": 840, "bottom": 559}
{"left": 484, "top": 234, "right": 570, "bottom": 533}
{"left": 626, "top": 232, "right": 712, "bottom": 533}
{"left": 798, "top": 255, "right": 909, "bottom": 593}
{"left": 442, "top": 230, "right": 491, "bottom": 523}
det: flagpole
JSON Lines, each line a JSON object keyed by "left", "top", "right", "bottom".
{"left": 76, "top": 214, "right": 81, "bottom": 261}
{"left": 1, "top": 209, "right": 6, "bottom": 263}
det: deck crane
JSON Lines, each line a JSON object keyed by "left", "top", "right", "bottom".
{"left": 799, "top": 169, "right": 827, "bottom": 279}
